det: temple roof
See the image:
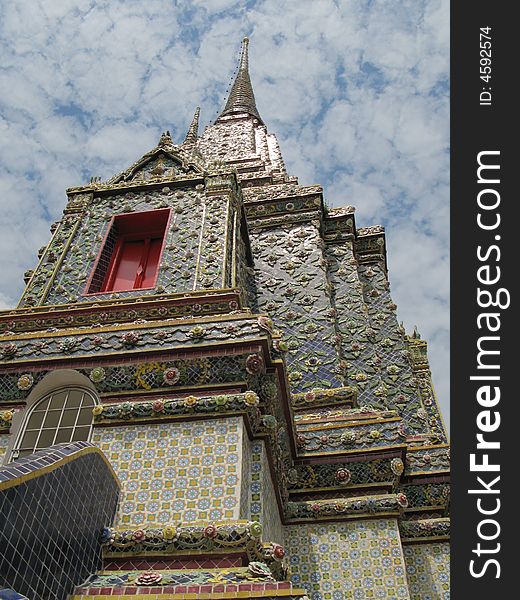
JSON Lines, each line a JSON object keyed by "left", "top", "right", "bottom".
{"left": 218, "top": 37, "right": 263, "bottom": 124}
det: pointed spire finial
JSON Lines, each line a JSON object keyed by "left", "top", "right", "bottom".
{"left": 158, "top": 130, "right": 173, "bottom": 148}
{"left": 183, "top": 107, "right": 200, "bottom": 146}
{"left": 218, "top": 37, "right": 263, "bottom": 124}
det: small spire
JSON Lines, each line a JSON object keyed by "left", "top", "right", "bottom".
{"left": 219, "top": 37, "right": 263, "bottom": 123}
{"left": 183, "top": 107, "right": 200, "bottom": 145}
{"left": 158, "top": 130, "right": 173, "bottom": 147}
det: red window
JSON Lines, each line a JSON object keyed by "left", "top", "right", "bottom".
{"left": 85, "top": 209, "right": 170, "bottom": 294}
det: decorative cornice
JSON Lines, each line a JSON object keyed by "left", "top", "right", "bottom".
{"left": 399, "top": 517, "right": 450, "bottom": 543}
{"left": 102, "top": 521, "right": 287, "bottom": 580}
{"left": 287, "top": 455, "right": 402, "bottom": 492}
{"left": 1, "top": 290, "right": 243, "bottom": 335}
{"left": 285, "top": 492, "right": 408, "bottom": 521}
{"left": 93, "top": 392, "right": 261, "bottom": 429}
{"left": 291, "top": 386, "right": 357, "bottom": 411}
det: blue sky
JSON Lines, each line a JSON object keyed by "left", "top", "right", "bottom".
{"left": 0, "top": 0, "right": 449, "bottom": 428}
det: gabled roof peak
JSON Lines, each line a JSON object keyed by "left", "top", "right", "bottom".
{"left": 218, "top": 37, "right": 263, "bottom": 124}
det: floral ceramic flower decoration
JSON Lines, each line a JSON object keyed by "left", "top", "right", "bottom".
{"left": 100, "top": 527, "right": 114, "bottom": 544}
{"left": 162, "top": 525, "right": 177, "bottom": 540}
{"left": 188, "top": 325, "right": 206, "bottom": 339}
{"left": 152, "top": 399, "right": 165, "bottom": 413}
{"left": 257, "top": 315, "right": 273, "bottom": 332}
{"left": 17, "top": 374, "right": 34, "bottom": 391}
{"left": 1, "top": 410, "right": 13, "bottom": 425}
{"left": 183, "top": 395, "right": 198, "bottom": 408}
{"left": 288, "top": 371, "right": 303, "bottom": 383}
{"left": 121, "top": 331, "right": 140, "bottom": 346}
{"left": 1, "top": 343, "right": 18, "bottom": 358}
{"left": 262, "top": 415, "right": 277, "bottom": 430}
{"left": 340, "top": 431, "right": 357, "bottom": 446}
{"left": 91, "top": 336, "right": 104, "bottom": 348}
{"left": 335, "top": 468, "right": 352, "bottom": 485}
{"left": 296, "top": 434, "right": 307, "bottom": 447}
{"left": 242, "top": 392, "right": 258, "bottom": 408}
{"left": 248, "top": 561, "right": 272, "bottom": 578}
{"left": 132, "top": 528, "right": 146, "bottom": 541}
{"left": 245, "top": 353, "right": 264, "bottom": 375}
{"left": 59, "top": 338, "right": 78, "bottom": 353}
{"left": 118, "top": 402, "right": 133, "bottom": 417}
{"left": 271, "top": 543, "right": 285, "bottom": 560}
{"left": 249, "top": 521, "right": 263, "bottom": 538}
{"left": 92, "top": 405, "right": 104, "bottom": 417}
{"left": 135, "top": 571, "right": 162, "bottom": 585}
{"left": 390, "top": 458, "right": 405, "bottom": 476}
{"left": 162, "top": 367, "right": 180, "bottom": 386}
{"left": 415, "top": 407, "right": 428, "bottom": 422}
{"left": 273, "top": 339, "right": 288, "bottom": 352}
{"left": 203, "top": 524, "right": 218, "bottom": 539}
{"left": 397, "top": 493, "right": 409, "bottom": 508}
{"left": 89, "top": 367, "right": 106, "bottom": 383}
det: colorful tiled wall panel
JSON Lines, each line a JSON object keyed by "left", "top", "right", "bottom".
{"left": 92, "top": 417, "right": 245, "bottom": 527}
{"left": 284, "top": 519, "right": 411, "bottom": 600}
{"left": 0, "top": 433, "right": 9, "bottom": 461}
{"left": 404, "top": 543, "right": 450, "bottom": 600}
{"left": 249, "top": 440, "right": 284, "bottom": 545}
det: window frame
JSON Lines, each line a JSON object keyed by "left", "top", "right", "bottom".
{"left": 10, "top": 386, "right": 98, "bottom": 460}
{"left": 83, "top": 208, "right": 172, "bottom": 296}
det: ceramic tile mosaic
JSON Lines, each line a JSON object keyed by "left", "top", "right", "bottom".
{"left": 92, "top": 417, "right": 246, "bottom": 527}
{"left": 284, "top": 518, "right": 410, "bottom": 600}
{"left": 239, "top": 427, "right": 252, "bottom": 519}
{"left": 403, "top": 543, "right": 450, "bottom": 600}
{"left": 0, "top": 434, "right": 9, "bottom": 463}
{"left": 252, "top": 440, "right": 284, "bottom": 545}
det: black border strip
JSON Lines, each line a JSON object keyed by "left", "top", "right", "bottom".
{"left": 451, "top": 3, "right": 514, "bottom": 596}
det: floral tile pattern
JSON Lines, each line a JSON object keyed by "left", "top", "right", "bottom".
{"left": 0, "top": 433, "right": 9, "bottom": 461}
{"left": 92, "top": 417, "right": 245, "bottom": 527}
{"left": 284, "top": 519, "right": 411, "bottom": 599}
{"left": 403, "top": 543, "right": 450, "bottom": 600}
{"left": 249, "top": 440, "right": 284, "bottom": 545}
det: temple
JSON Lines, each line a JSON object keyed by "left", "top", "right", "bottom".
{"left": 0, "top": 38, "right": 450, "bottom": 600}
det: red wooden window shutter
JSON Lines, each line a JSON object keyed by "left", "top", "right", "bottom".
{"left": 86, "top": 209, "right": 170, "bottom": 294}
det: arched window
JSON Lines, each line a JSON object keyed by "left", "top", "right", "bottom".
{"left": 12, "top": 387, "right": 96, "bottom": 459}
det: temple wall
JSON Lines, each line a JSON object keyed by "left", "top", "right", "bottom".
{"left": 92, "top": 416, "right": 246, "bottom": 527}
{"left": 403, "top": 543, "right": 450, "bottom": 600}
{"left": 284, "top": 518, "right": 411, "bottom": 599}
{"left": 200, "top": 117, "right": 257, "bottom": 161}
{"left": 23, "top": 187, "right": 204, "bottom": 307}
{"left": 249, "top": 439, "right": 284, "bottom": 545}
{"left": 250, "top": 222, "right": 343, "bottom": 394}
{"left": 0, "top": 433, "right": 9, "bottom": 461}
{"left": 325, "top": 239, "right": 374, "bottom": 394}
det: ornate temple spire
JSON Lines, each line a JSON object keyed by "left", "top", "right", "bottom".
{"left": 158, "top": 130, "right": 173, "bottom": 148}
{"left": 218, "top": 37, "right": 263, "bottom": 124}
{"left": 183, "top": 107, "right": 200, "bottom": 146}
